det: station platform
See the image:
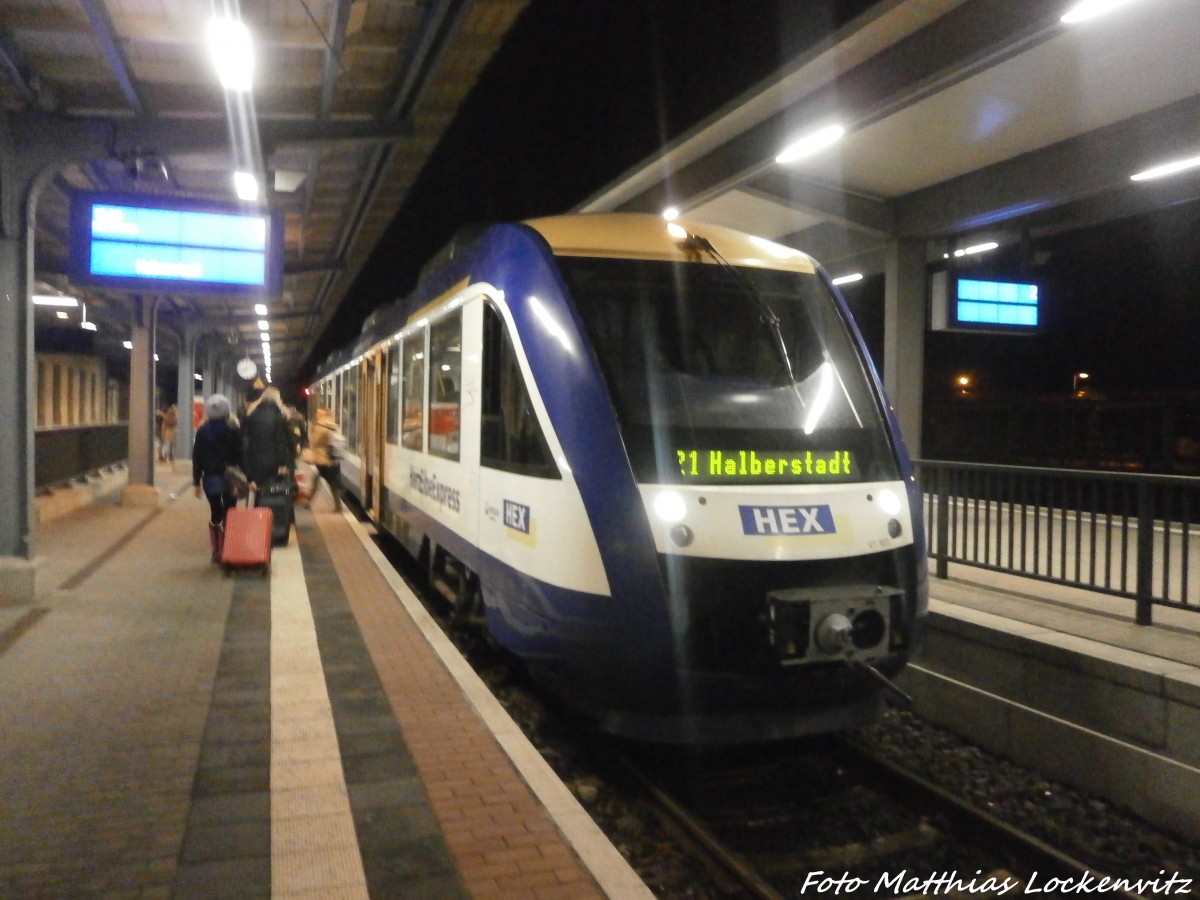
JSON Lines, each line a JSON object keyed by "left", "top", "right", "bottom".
{"left": 0, "top": 464, "right": 652, "bottom": 900}
{"left": 906, "top": 563, "right": 1200, "bottom": 839}
{"left": 3, "top": 465, "right": 1199, "bottom": 898}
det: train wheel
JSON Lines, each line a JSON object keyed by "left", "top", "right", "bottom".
{"left": 450, "top": 573, "right": 482, "bottom": 629}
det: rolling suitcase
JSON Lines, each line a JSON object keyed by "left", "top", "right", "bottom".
{"left": 221, "top": 503, "right": 273, "bottom": 575}
{"left": 256, "top": 476, "right": 295, "bottom": 547}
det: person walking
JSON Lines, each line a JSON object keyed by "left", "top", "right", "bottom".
{"left": 192, "top": 394, "right": 243, "bottom": 563}
{"left": 307, "top": 406, "right": 344, "bottom": 511}
{"left": 159, "top": 403, "right": 178, "bottom": 463}
{"left": 241, "top": 385, "right": 293, "bottom": 493}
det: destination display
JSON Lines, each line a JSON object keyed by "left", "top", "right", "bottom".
{"left": 676, "top": 448, "right": 855, "bottom": 482}
{"left": 69, "top": 192, "right": 282, "bottom": 295}
{"left": 956, "top": 277, "right": 1039, "bottom": 327}
{"left": 930, "top": 269, "right": 1040, "bottom": 334}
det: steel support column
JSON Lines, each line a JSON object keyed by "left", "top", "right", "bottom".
{"left": 883, "top": 236, "right": 926, "bottom": 458}
{"left": 174, "top": 323, "right": 198, "bottom": 461}
{"left": 121, "top": 297, "right": 159, "bottom": 506}
{"left": 0, "top": 119, "right": 41, "bottom": 600}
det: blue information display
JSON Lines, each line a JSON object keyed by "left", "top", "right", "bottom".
{"left": 956, "top": 278, "right": 1039, "bottom": 327}
{"left": 70, "top": 192, "right": 282, "bottom": 295}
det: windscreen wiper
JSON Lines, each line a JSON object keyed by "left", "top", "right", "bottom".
{"left": 677, "top": 232, "right": 799, "bottom": 388}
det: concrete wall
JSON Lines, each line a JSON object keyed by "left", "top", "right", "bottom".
{"left": 899, "top": 600, "right": 1200, "bottom": 840}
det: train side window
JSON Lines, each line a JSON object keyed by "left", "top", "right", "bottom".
{"left": 480, "top": 303, "right": 559, "bottom": 478}
{"left": 386, "top": 343, "right": 400, "bottom": 445}
{"left": 428, "top": 313, "right": 462, "bottom": 461}
{"left": 401, "top": 331, "right": 426, "bottom": 451}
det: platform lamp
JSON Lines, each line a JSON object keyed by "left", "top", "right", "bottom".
{"left": 1073, "top": 372, "right": 1089, "bottom": 396}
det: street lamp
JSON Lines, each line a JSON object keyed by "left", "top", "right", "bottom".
{"left": 956, "top": 374, "right": 972, "bottom": 396}
{"left": 1073, "top": 372, "right": 1089, "bottom": 396}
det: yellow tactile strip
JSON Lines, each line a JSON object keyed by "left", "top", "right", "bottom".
{"left": 315, "top": 509, "right": 652, "bottom": 899}
{"left": 270, "top": 539, "right": 371, "bottom": 899}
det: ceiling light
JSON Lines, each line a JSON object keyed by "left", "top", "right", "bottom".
{"left": 234, "top": 171, "right": 259, "bottom": 202}
{"left": 56, "top": 311, "right": 68, "bottom": 319}
{"left": 254, "top": 304, "right": 268, "bottom": 315}
{"left": 123, "top": 340, "right": 132, "bottom": 350}
{"left": 662, "top": 207, "right": 680, "bottom": 221}
{"left": 832, "top": 273, "right": 863, "bottom": 285}
{"left": 963, "top": 241, "right": 999, "bottom": 255}
{"left": 208, "top": 18, "right": 254, "bottom": 91}
{"left": 666, "top": 222, "right": 688, "bottom": 239}
{"left": 257, "top": 319, "right": 269, "bottom": 330}
{"left": 81, "top": 321, "right": 97, "bottom": 331}
{"left": 1130, "top": 154, "right": 1200, "bottom": 182}
{"left": 33, "top": 294, "right": 78, "bottom": 307}
{"left": 775, "top": 124, "right": 845, "bottom": 165}
{"left": 260, "top": 332, "right": 270, "bottom": 342}
{"left": 1060, "top": 0, "right": 1137, "bottom": 24}
{"left": 949, "top": 241, "right": 999, "bottom": 258}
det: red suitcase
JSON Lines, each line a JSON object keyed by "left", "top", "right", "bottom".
{"left": 221, "top": 505, "right": 273, "bottom": 575}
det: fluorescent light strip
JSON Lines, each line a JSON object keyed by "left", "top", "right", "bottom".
{"left": 33, "top": 295, "right": 79, "bottom": 307}
{"left": 208, "top": 18, "right": 254, "bottom": 91}
{"left": 1061, "top": 0, "right": 1137, "bottom": 23}
{"left": 775, "top": 124, "right": 845, "bottom": 165}
{"left": 1130, "top": 154, "right": 1200, "bottom": 182}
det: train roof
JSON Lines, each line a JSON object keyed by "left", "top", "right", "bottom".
{"left": 524, "top": 213, "right": 819, "bottom": 274}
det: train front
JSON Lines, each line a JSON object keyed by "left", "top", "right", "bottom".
{"left": 524, "top": 215, "right": 928, "bottom": 743}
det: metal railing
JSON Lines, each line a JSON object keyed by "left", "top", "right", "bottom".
{"left": 914, "top": 460, "right": 1200, "bottom": 624}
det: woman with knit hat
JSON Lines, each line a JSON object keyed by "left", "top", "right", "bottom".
{"left": 192, "top": 394, "right": 243, "bottom": 563}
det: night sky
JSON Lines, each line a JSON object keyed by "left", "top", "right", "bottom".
{"left": 301, "top": 0, "right": 880, "bottom": 376}
{"left": 303, "top": 0, "right": 1200, "bottom": 409}
{"left": 914, "top": 199, "right": 1200, "bottom": 402}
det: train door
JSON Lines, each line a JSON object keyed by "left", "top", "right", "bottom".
{"left": 359, "top": 352, "right": 385, "bottom": 518}
{"left": 370, "top": 349, "right": 386, "bottom": 516}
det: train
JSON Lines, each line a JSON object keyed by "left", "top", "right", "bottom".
{"left": 309, "top": 212, "right": 928, "bottom": 744}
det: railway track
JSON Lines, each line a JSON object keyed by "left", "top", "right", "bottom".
{"left": 607, "top": 735, "right": 1149, "bottom": 899}
{"left": 368, "top": 525, "right": 1174, "bottom": 899}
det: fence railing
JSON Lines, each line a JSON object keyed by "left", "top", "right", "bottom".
{"left": 913, "top": 459, "right": 1200, "bottom": 624}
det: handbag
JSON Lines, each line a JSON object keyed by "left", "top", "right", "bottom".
{"left": 224, "top": 465, "right": 249, "bottom": 499}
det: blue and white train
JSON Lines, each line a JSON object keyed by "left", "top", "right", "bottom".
{"left": 309, "top": 213, "right": 927, "bottom": 743}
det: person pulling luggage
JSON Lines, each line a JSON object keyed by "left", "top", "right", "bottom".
{"left": 242, "top": 384, "right": 293, "bottom": 492}
{"left": 192, "top": 394, "right": 243, "bottom": 563}
{"left": 242, "top": 384, "right": 296, "bottom": 545}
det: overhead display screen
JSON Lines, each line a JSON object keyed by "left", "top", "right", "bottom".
{"left": 676, "top": 448, "right": 856, "bottom": 483}
{"left": 929, "top": 270, "right": 1040, "bottom": 334}
{"left": 956, "top": 278, "right": 1039, "bottom": 327}
{"left": 69, "top": 191, "right": 283, "bottom": 295}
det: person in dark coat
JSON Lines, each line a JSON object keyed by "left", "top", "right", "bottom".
{"left": 192, "top": 394, "right": 243, "bottom": 563}
{"left": 241, "top": 384, "right": 294, "bottom": 492}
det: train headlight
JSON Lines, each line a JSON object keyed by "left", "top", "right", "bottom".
{"left": 653, "top": 491, "right": 687, "bottom": 523}
{"left": 877, "top": 488, "right": 902, "bottom": 516}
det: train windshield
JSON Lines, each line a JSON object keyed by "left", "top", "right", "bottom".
{"left": 558, "top": 256, "right": 899, "bottom": 485}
